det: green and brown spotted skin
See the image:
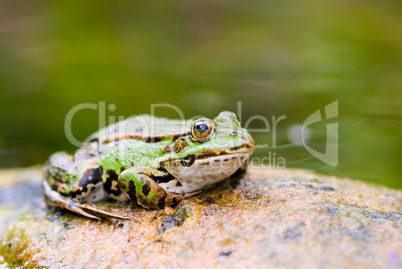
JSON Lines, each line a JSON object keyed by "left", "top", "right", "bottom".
{"left": 44, "top": 111, "right": 256, "bottom": 219}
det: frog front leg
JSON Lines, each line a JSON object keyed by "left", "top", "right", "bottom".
{"left": 118, "top": 168, "right": 200, "bottom": 209}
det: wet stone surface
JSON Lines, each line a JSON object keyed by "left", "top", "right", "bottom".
{"left": 0, "top": 166, "right": 401, "bottom": 268}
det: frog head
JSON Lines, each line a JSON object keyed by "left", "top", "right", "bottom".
{"left": 160, "top": 111, "right": 256, "bottom": 192}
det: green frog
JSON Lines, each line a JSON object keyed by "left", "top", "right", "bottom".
{"left": 43, "top": 111, "right": 255, "bottom": 220}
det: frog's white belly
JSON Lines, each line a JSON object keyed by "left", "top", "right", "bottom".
{"left": 159, "top": 153, "right": 251, "bottom": 193}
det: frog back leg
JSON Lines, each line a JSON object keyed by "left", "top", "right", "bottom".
{"left": 44, "top": 148, "right": 105, "bottom": 203}
{"left": 44, "top": 148, "right": 131, "bottom": 220}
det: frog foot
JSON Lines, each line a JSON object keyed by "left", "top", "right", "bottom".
{"left": 43, "top": 180, "right": 132, "bottom": 220}
{"left": 79, "top": 203, "right": 132, "bottom": 220}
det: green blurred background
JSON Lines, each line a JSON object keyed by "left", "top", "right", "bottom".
{"left": 0, "top": 0, "right": 401, "bottom": 188}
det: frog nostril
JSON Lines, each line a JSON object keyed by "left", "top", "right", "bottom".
{"left": 229, "top": 131, "right": 238, "bottom": 136}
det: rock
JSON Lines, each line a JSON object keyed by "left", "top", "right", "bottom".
{"left": 0, "top": 166, "right": 401, "bottom": 268}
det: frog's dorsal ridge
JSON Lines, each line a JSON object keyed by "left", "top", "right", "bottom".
{"left": 85, "top": 115, "right": 193, "bottom": 144}
{"left": 102, "top": 131, "right": 190, "bottom": 145}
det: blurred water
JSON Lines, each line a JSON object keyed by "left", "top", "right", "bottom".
{"left": 0, "top": 0, "right": 401, "bottom": 188}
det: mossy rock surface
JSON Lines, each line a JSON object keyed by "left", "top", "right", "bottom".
{"left": 0, "top": 166, "right": 401, "bottom": 268}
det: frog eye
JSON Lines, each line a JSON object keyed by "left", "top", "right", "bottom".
{"left": 191, "top": 119, "right": 215, "bottom": 142}
{"left": 232, "top": 113, "right": 241, "bottom": 125}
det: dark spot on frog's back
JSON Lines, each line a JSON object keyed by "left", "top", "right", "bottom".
{"left": 176, "top": 181, "right": 182, "bottom": 187}
{"left": 127, "top": 180, "right": 137, "bottom": 204}
{"left": 78, "top": 167, "right": 103, "bottom": 187}
{"left": 106, "top": 169, "right": 118, "bottom": 180}
{"left": 104, "top": 169, "right": 121, "bottom": 196}
{"left": 142, "top": 181, "right": 151, "bottom": 197}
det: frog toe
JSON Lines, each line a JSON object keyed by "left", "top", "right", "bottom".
{"left": 66, "top": 203, "right": 101, "bottom": 220}
{"left": 79, "top": 203, "right": 132, "bottom": 220}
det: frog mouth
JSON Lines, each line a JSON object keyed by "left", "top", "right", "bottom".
{"left": 174, "top": 144, "right": 254, "bottom": 167}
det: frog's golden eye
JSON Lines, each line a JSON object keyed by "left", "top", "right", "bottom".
{"left": 191, "top": 119, "right": 215, "bottom": 142}
{"left": 232, "top": 113, "right": 241, "bottom": 125}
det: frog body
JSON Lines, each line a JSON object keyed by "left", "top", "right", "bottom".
{"left": 43, "top": 111, "right": 255, "bottom": 219}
